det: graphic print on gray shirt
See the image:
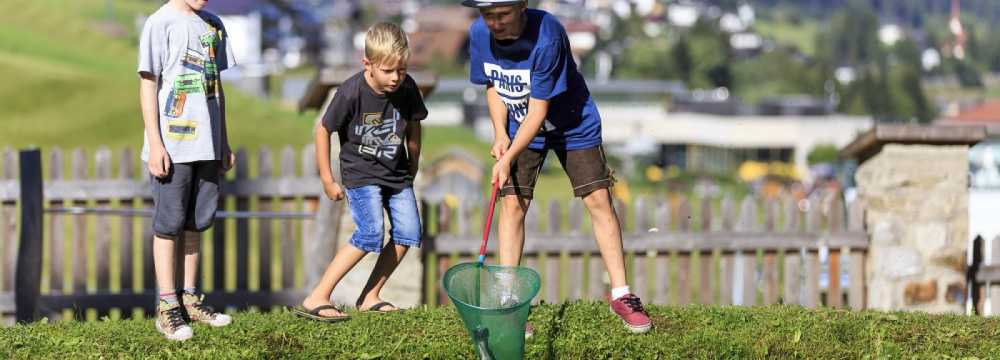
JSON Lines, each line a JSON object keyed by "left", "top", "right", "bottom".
{"left": 138, "top": 4, "right": 235, "bottom": 163}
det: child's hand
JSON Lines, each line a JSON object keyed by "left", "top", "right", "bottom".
{"left": 491, "top": 158, "right": 511, "bottom": 188}
{"left": 322, "top": 180, "right": 345, "bottom": 201}
{"left": 221, "top": 147, "right": 236, "bottom": 173}
{"left": 491, "top": 136, "right": 510, "bottom": 160}
{"left": 148, "top": 146, "right": 171, "bottom": 178}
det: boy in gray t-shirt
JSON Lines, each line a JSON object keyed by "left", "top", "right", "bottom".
{"left": 137, "top": 0, "right": 236, "bottom": 341}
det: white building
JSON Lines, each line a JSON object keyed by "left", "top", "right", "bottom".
{"left": 599, "top": 104, "right": 873, "bottom": 181}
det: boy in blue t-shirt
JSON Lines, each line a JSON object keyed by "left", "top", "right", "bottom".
{"left": 464, "top": 0, "right": 651, "bottom": 334}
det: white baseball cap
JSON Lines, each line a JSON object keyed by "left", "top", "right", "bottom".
{"left": 461, "top": 0, "right": 525, "bottom": 8}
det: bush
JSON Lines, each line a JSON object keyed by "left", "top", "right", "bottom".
{"left": 807, "top": 144, "right": 840, "bottom": 165}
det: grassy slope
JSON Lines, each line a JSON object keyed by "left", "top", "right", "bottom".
{"left": 0, "top": 0, "right": 575, "bottom": 196}
{"left": 0, "top": 0, "right": 497, "bottom": 156}
{"left": 3, "top": 302, "right": 1000, "bottom": 359}
{"left": 0, "top": 0, "right": 550, "bottom": 193}
{"left": 752, "top": 13, "right": 820, "bottom": 56}
{"left": 0, "top": 0, "right": 317, "bottom": 152}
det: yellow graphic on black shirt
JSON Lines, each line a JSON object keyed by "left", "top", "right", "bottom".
{"left": 166, "top": 119, "right": 198, "bottom": 141}
{"left": 362, "top": 113, "right": 383, "bottom": 126}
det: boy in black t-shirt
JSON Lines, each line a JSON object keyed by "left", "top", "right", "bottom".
{"left": 295, "top": 22, "right": 428, "bottom": 321}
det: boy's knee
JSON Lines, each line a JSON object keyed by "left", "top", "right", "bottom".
{"left": 349, "top": 224, "right": 385, "bottom": 253}
{"left": 582, "top": 188, "right": 613, "bottom": 209}
{"left": 153, "top": 216, "right": 185, "bottom": 240}
{"left": 501, "top": 198, "right": 530, "bottom": 221}
{"left": 350, "top": 228, "right": 385, "bottom": 253}
{"left": 391, "top": 222, "right": 422, "bottom": 247}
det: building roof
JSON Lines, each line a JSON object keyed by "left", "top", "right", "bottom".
{"left": 946, "top": 100, "right": 1000, "bottom": 124}
{"left": 840, "top": 124, "right": 987, "bottom": 163}
{"left": 409, "top": 30, "right": 468, "bottom": 69}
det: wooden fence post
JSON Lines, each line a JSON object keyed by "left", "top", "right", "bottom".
{"left": 847, "top": 199, "right": 866, "bottom": 310}
{"left": 71, "top": 149, "right": 87, "bottom": 296}
{"left": 304, "top": 144, "right": 341, "bottom": 291}
{"left": 305, "top": 91, "right": 345, "bottom": 292}
{"left": 94, "top": 147, "right": 112, "bottom": 297}
{"left": 2, "top": 148, "right": 18, "bottom": 295}
{"left": 48, "top": 148, "right": 64, "bottom": 294}
{"left": 988, "top": 235, "right": 1000, "bottom": 316}
{"left": 257, "top": 147, "right": 274, "bottom": 292}
{"left": 420, "top": 200, "right": 436, "bottom": 305}
{"left": 16, "top": 149, "right": 43, "bottom": 323}
{"left": 235, "top": 148, "right": 250, "bottom": 292}
{"left": 782, "top": 193, "right": 802, "bottom": 306}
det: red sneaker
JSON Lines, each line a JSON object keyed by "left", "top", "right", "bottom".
{"left": 609, "top": 294, "right": 652, "bottom": 333}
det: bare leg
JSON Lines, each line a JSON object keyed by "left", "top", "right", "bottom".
{"left": 498, "top": 195, "right": 530, "bottom": 266}
{"left": 582, "top": 188, "right": 627, "bottom": 289}
{"left": 182, "top": 231, "right": 200, "bottom": 290}
{"left": 356, "top": 243, "right": 410, "bottom": 310}
{"left": 301, "top": 244, "right": 368, "bottom": 317}
{"left": 153, "top": 235, "right": 177, "bottom": 293}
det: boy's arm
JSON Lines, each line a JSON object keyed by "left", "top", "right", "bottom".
{"left": 139, "top": 72, "right": 170, "bottom": 178}
{"left": 219, "top": 85, "right": 235, "bottom": 172}
{"left": 491, "top": 97, "right": 549, "bottom": 186}
{"left": 485, "top": 85, "right": 510, "bottom": 160}
{"left": 314, "top": 121, "right": 344, "bottom": 201}
{"left": 406, "top": 121, "right": 422, "bottom": 176}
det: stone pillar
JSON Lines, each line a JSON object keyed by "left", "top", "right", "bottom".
{"left": 855, "top": 144, "right": 969, "bottom": 313}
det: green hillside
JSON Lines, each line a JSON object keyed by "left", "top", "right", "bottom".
{"left": 0, "top": 0, "right": 318, "bottom": 152}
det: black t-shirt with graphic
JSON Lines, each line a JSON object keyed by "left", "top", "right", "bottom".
{"left": 321, "top": 71, "right": 428, "bottom": 189}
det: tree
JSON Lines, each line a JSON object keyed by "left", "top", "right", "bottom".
{"left": 807, "top": 144, "right": 840, "bottom": 165}
{"left": 899, "top": 67, "right": 934, "bottom": 123}
{"left": 672, "top": 35, "right": 693, "bottom": 84}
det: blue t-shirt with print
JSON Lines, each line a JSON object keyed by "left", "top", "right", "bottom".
{"left": 468, "top": 8, "right": 602, "bottom": 151}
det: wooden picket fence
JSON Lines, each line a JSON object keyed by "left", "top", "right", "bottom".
{"left": 969, "top": 234, "right": 1000, "bottom": 315}
{"left": 0, "top": 150, "right": 14, "bottom": 318}
{"left": 0, "top": 146, "right": 342, "bottom": 322}
{"left": 0, "top": 145, "right": 871, "bottom": 323}
{"left": 422, "top": 190, "right": 868, "bottom": 309}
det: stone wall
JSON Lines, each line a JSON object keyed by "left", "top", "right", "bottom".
{"left": 856, "top": 144, "right": 969, "bottom": 313}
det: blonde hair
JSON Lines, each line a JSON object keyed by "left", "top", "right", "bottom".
{"left": 365, "top": 22, "right": 410, "bottom": 66}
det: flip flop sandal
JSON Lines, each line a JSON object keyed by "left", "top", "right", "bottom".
{"left": 358, "top": 301, "right": 399, "bottom": 313}
{"left": 293, "top": 304, "right": 351, "bottom": 322}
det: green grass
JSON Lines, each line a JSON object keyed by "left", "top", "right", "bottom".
{"left": 0, "top": 0, "right": 317, "bottom": 152}
{"left": 924, "top": 81, "right": 1000, "bottom": 103}
{"left": 0, "top": 0, "right": 582, "bottom": 201}
{"left": 753, "top": 18, "right": 820, "bottom": 56}
{"left": 3, "top": 302, "right": 1000, "bottom": 358}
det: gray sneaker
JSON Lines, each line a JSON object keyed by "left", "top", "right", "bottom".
{"left": 156, "top": 300, "right": 193, "bottom": 341}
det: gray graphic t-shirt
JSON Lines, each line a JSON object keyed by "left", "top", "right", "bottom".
{"left": 138, "top": 5, "right": 235, "bottom": 163}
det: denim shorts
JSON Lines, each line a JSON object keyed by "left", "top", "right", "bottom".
{"left": 344, "top": 185, "right": 422, "bottom": 253}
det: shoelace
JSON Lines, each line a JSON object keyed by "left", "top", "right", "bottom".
{"left": 163, "top": 306, "right": 187, "bottom": 330}
{"left": 188, "top": 294, "right": 217, "bottom": 318}
{"left": 621, "top": 295, "right": 646, "bottom": 314}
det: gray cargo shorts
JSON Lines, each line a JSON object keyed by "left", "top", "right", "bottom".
{"left": 150, "top": 160, "right": 220, "bottom": 239}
